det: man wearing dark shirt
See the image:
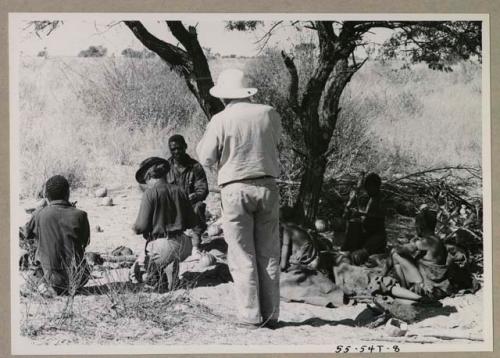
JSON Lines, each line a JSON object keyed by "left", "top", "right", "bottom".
{"left": 166, "top": 134, "right": 209, "bottom": 257}
{"left": 130, "top": 157, "right": 197, "bottom": 291}
{"left": 24, "top": 175, "right": 90, "bottom": 296}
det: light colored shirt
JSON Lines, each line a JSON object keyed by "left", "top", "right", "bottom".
{"left": 196, "top": 99, "right": 282, "bottom": 186}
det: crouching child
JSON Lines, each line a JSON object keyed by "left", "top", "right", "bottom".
{"left": 23, "top": 175, "right": 90, "bottom": 297}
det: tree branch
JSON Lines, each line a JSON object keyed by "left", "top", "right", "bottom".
{"left": 166, "top": 21, "right": 225, "bottom": 118}
{"left": 281, "top": 51, "right": 299, "bottom": 113}
{"left": 123, "top": 21, "right": 192, "bottom": 76}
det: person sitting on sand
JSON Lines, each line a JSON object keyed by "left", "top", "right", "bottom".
{"left": 384, "top": 205, "right": 451, "bottom": 300}
{"left": 23, "top": 175, "right": 90, "bottom": 297}
{"left": 341, "top": 172, "right": 387, "bottom": 265}
{"left": 130, "top": 157, "right": 197, "bottom": 291}
{"left": 279, "top": 205, "right": 334, "bottom": 275}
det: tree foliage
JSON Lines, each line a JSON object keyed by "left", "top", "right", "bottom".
{"left": 226, "top": 20, "right": 482, "bottom": 223}
{"left": 380, "top": 21, "right": 482, "bottom": 71}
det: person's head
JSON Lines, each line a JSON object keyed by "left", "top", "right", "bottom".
{"left": 415, "top": 205, "right": 437, "bottom": 236}
{"left": 135, "top": 157, "right": 170, "bottom": 186}
{"left": 168, "top": 134, "right": 188, "bottom": 161}
{"left": 364, "top": 172, "right": 382, "bottom": 197}
{"left": 209, "top": 69, "right": 257, "bottom": 104}
{"left": 44, "top": 175, "right": 70, "bottom": 202}
{"left": 144, "top": 162, "right": 169, "bottom": 186}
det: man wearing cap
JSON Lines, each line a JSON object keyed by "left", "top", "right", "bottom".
{"left": 24, "top": 175, "right": 90, "bottom": 297}
{"left": 130, "top": 157, "right": 197, "bottom": 291}
{"left": 196, "top": 69, "right": 282, "bottom": 328}
{"left": 166, "top": 134, "right": 209, "bottom": 258}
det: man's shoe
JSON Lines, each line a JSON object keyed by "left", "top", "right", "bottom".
{"left": 262, "top": 319, "right": 281, "bottom": 329}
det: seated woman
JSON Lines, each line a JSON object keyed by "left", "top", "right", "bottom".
{"left": 279, "top": 206, "right": 333, "bottom": 274}
{"left": 385, "top": 205, "right": 451, "bottom": 300}
{"left": 341, "top": 173, "right": 387, "bottom": 265}
{"left": 129, "top": 157, "right": 198, "bottom": 291}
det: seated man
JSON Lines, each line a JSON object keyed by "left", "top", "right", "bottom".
{"left": 166, "top": 134, "right": 209, "bottom": 258}
{"left": 341, "top": 172, "right": 387, "bottom": 265}
{"left": 385, "top": 205, "right": 451, "bottom": 300}
{"left": 130, "top": 157, "right": 197, "bottom": 291}
{"left": 24, "top": 175, "right": 90, "bottom": 297}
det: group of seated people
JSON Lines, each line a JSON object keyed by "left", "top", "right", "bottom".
{"left": 279, "top": 172, "right": 477, "bottom": 303}
{"left": 20, "top": 162, "right": 475, "bottom": 303}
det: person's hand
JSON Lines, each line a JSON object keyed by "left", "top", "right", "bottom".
{"left": 188, "top": 193, "right": 197, "bottom": 202}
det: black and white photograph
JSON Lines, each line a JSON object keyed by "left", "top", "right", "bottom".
{"left": 9, "top": 13, "right": 492, "bottom": 354}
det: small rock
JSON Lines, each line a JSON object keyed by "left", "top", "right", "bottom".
{"left": 94, "top": 188, "right": 108, "bottom": 198}
{"left": 95, "top": 225, "right": 103, "bottom": 233}
{"left": 101, "top": 197, "right": 113, "bottom": 206}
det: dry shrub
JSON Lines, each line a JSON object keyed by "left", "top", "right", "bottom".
{"left": 245, "top": 50, "right": 481, "bottom": 180}
{"left": 20, "top": 263, "right": 221, "bottom": 343}
{"left": 18, "top": 56, "right": 206, "bottom": 197}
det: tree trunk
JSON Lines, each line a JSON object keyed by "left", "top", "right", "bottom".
{"left": 124, "top": 21, "right": 224, "bottom": 120}
{"left": 293, "top": 154, "right": 328, "bottom": 225}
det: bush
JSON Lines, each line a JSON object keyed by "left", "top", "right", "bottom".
{"left": 78, "top": 45, "right": 107, "bottom": 58}
{"left": 245, "top": 50, "right": 482, "bottom": 178}
{"left": 18, "top": 56, "right": 205, "bottom": 197}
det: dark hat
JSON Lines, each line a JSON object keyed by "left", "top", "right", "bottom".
{"left": 135, "top": 157, "right": 170, "bottom": 184}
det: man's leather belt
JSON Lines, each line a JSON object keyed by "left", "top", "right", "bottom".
{"left": 220, "top": 175, "right": 275, "bottom": 188}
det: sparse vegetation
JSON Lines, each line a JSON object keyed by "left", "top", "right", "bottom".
{"left": 17, "top": 52, "right": 483, "bottom": 346}
{"left": 18, "top": 55, "right": 481, "bottom": 198}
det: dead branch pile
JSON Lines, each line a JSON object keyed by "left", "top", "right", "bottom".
{"left": 321, "top": 166, "right": 483, "bottom": 245}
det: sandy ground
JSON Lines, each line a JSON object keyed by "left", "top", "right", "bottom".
{"left": 16, "top": 184, "right": 486, "bottom": 348}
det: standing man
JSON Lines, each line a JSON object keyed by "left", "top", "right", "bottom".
{"left": 197, "top": 69, "right": 282, "bottom": 329}
{"left": 166, "top": 134, "right": 209, "bottom": 258}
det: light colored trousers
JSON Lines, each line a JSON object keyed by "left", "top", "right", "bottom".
{"left": 131, "top": 234, "right": 192, "bottom": 288}
{"left": 221, "top": 178, "right": 280, "bottom": 324}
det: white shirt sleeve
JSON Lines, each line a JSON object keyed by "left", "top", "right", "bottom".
{"left": 196, "top": 117, "right": 221, "bottom": 168}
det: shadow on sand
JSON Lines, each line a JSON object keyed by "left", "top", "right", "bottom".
{"left": 180, "top": 263, "right": 233, "bottom": 289}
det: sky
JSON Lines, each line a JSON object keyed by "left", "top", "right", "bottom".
{"left": 17, "top": 20, "right": 305, "bottom": 57}
{"left": 13, "top": 17, "right": 393, "bottom": 58}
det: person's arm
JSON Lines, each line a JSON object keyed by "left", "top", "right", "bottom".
{"left": 22, "top": 211, "right": 38, "bottom": 240}
{"left": 270, "top": 109, "right": 283, "bottom": 146}
{"left": 80, "top": 212, "right": 91, "bottom": 248}
{"left": 178, "top": 189, "right": 199, "bottom": 230}
{"left": 280, "top": 227, "right": 291, "bottom": 271}
{"left": 190, "top": 163, "right": 209, "bottom": 202}
{"left": 132, "top": 191, "right": 154, "bottom": 236}
{"left": 196, "top": 118, "right": 221, "bottom": 168}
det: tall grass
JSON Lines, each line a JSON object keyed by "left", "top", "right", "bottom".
{"left": 18, "top": 54, "right": 481, "bottom": 198}
{"left": 18, "top": 56, "right": 206, "bottom": 197}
